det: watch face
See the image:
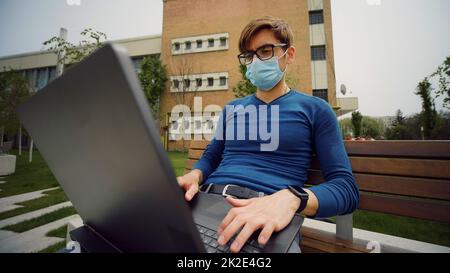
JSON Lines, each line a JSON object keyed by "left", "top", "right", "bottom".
{"left": 289, "top": 185, "right": 309, "bottom": 199}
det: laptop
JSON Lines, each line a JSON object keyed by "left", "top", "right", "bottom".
{"left": 16, "top": 43, "right": 303, "bottom": 253}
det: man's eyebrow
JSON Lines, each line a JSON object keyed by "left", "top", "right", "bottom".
{"left": 245, "top": 43, "right": 275, "bottom": 53}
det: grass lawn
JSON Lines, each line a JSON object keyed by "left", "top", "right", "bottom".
{"left": 353, "top": 210, "right": 450, "bottom": 247}
{"left": 46, "top": 225, "right": 68, "bottom": 238}
{"left": 37, "top": 241, "right": 67, "bottom": 253}
{"left": 37, "top": 225, "right": 69, "bottom": 253}
{"left": 0, "top": 149, "right": 59, "bottom": 198}
{"left": 0, "top": 188, "right": 69, "bottom": 220}
{"left": 168, "top": 151, "right": 188, "bottom": 176}
{"left": 2, "top": 206, "right": 77, "bottom": 233}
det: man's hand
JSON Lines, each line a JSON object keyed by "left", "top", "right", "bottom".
{"left": 177, "top": 169, "right": 203, "bottom": 201}
{"left": 217, "top": 189, "right": 300, "bottom": 253}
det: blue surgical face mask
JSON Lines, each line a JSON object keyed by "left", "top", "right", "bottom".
{"left": 245, "top": 49, "right": 289, "bottom": 91}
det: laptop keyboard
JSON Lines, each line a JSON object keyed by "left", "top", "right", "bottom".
{"left": 196, "top": 224, "right": 263, "bottom": 253}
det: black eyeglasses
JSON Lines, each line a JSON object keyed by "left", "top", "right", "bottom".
{"left": 237, "top": 43, "right": 287, "bottom": 65}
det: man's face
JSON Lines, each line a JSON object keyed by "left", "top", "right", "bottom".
{"left": 247, "top": 29, "right": 296, "bottom": 71}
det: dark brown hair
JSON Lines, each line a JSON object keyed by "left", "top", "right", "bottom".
{"left": 238, "top": 16, "right": 294, "bottom": 53}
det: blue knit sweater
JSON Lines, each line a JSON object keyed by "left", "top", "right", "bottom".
{"left": 193, "top": 90, "right": 359, "bottom": 218}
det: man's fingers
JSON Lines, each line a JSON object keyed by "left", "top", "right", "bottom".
{"left": 218, "top": 207, "right": 242, "bottom": 234}
{"left": 230, "top": 222, "right": 261, "bottom": 253}
{"left": 185, "top": 183, "right": 198, "bottom": 201}
{"left": 258, "top": 222, "right": 275, "bottom": 245}
{"left": 226, "top": 196, "right": 253, "bottom": 207}
{"left": 217, "top": 216, "right": 246, "bottom": 246}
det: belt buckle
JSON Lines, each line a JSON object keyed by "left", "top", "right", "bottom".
{"left": 222, "top": 184, "right": 239, "bottom": 198}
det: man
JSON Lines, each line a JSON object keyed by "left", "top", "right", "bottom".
{"left": 177, "top": 17, "right": 359, "bottom": 253}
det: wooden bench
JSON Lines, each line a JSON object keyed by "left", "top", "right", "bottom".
{"left": 184, "top": 140, "right": 450, "bottom": 253}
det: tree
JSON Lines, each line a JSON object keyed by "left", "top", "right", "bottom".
{"left": 351, "top": 111, "right": 363, "bottom": 138}
{"left": 431, "top": 111, "right": 450, "bottom": 139}
{"left": 139, "top": 55, "right": 168, "bottom": 120}
{"left": 169, "top": 55, "right": 201, "bottom": 151}
{"left": 39, "top": 29, "right": 107, "bottom": 161}
{"left": 430, "top": 56, "right": 450, "bottom": 109}
{"left": 43, "top": 28, "right": 107, "bottom": 67}
{"left": 170, "top": 55, "right": 200, "bottom": 108}
{"left": 233, "top": 64, "right": 256, "bottom": 98}
{"left": 0, "top": 69, "right": 30, "bottom": 154}
{"left": 394, "top": 109, "right": 405, "bottom": 125}
{"left": 415, "top": 78, "right": 437, "bottom": 139}
{"left": 361, "top": 117, "right": 384, "bottom": 139}
{"left": 340, "top": 116, "right": 384, "bottom": 139}
{"left": 385, "top": 109, "right": 411, "bottom": 140}
{"left": 338, "top": 118, "right": 353, "bottom": 138}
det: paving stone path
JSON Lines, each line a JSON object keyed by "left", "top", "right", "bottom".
{"left": 0, "top": 185, "right": 79, "bottom": 253}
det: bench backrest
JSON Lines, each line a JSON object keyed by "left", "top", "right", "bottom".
{"left": 185, "top": 140, "right": 450, "bottom": 224}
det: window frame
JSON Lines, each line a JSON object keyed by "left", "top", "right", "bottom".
{"left": 309, "top": 10, "right": 324, "bottom": 25}
{"left": 313, "top": 89, "right": 328, "bottom": 102}
{"left": 311, "top": 45, "right": 326, "bottom": 61}
{"left": 185, "top": 41, "right": 192, "bottom": 50}
{"left": 207, "top": 77, "right": 214, "bottom": 86}
{"left": 208, "top": 39, "right": 215, "bottom": 47}
{"left": 219, "top": 76, "right": 227, "bottom": 86}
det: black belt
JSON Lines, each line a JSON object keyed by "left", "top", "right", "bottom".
{"left": 200, "top": 184, "right": 265, "bottom": 199}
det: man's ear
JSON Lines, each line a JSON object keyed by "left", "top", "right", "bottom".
{"left": 286, "top": 46, "right": 296, "bottom": 65}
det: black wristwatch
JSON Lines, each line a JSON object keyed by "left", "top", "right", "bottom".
{"left": 287, "top": 185, "right": 309, "bottom": 214}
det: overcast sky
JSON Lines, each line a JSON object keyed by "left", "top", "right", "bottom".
{"left": 1, "top": 0, "right": 449, "bottom": 117}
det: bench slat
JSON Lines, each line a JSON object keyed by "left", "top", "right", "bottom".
{"left": 185, "top": 159, "right": 197, "bottom": 171}
{"left": 189, "top": 140, "right": 210, "bottom": 150}
{"left": 344, "top": 140, "right": 450, "bottom": 159}
{"left": 188, "top": 149, "right": 204, "bottom": 160}
{"left": 310, "top": 156, "right": 450, "bottom": 179}
{"left": 301, "top": 226, "right": 368, "bottom": 253}
{"left": 188, "top": 140, "right": 450, "bottom": 158}
{"left": 307, "top": 170, "right": 450, "bottom": 200}
{"left": 358, "top": 192, "right": 450, "bottom": 223}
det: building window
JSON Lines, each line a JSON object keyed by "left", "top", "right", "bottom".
{"left": 309, "top": 10, "right": 324, "bottom": 25}
{"left": 185, "top": 41, "right": 191, "bottom": 50}
{"left": 184, "top": 79, "right": 190, "bottom": 88}
{"left": 206, "top": 119, "right": 214, "bottom": 130}
{"left": 196, "top": 78, "right": 202, "bottom": 87}
{"left": 173, "top": 79, "right": 179, "bottom": 89}
{"left": 196, "top": 40, "right": 203, "bottom": 48}
{"left": 311, "top": 45, "right": 326, "bottom": 61}
{"left": 208, "top": 39, "right": 215, "bottom": 47}
{"left": 47, "top": 67, "right": 57, "bottom": 83}
{"left": 220, "top": 37, "right": 227, "bottom": 47}
{"left": 313, "top": 89, "right": 328, "bottom": 102}
{"left": 36, "top": 67, "right": 49, "bottom": 90}
{"left": 195, "top": 120, "right": 202, "bottom": 130}
{"left": 131, "top": 56, "right": 145, "bottom": 73}
{"left": 174, "top": 42, "right": 180, "bottom": 51}
{"left": 207, "top": 77, "right": 214, "bottom": 86}
{"left": 25, "top": 69, "right": 37, "bottom": 90}
{"left": 219, "top": 77, "right": 227, "bottom": 86}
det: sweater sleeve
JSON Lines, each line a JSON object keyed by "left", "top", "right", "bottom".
{"left": 308, "top": 101, "right": 360, "bottom": 218}
{"left": 192, "top": 110, "right": 226, "bottom": 182}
